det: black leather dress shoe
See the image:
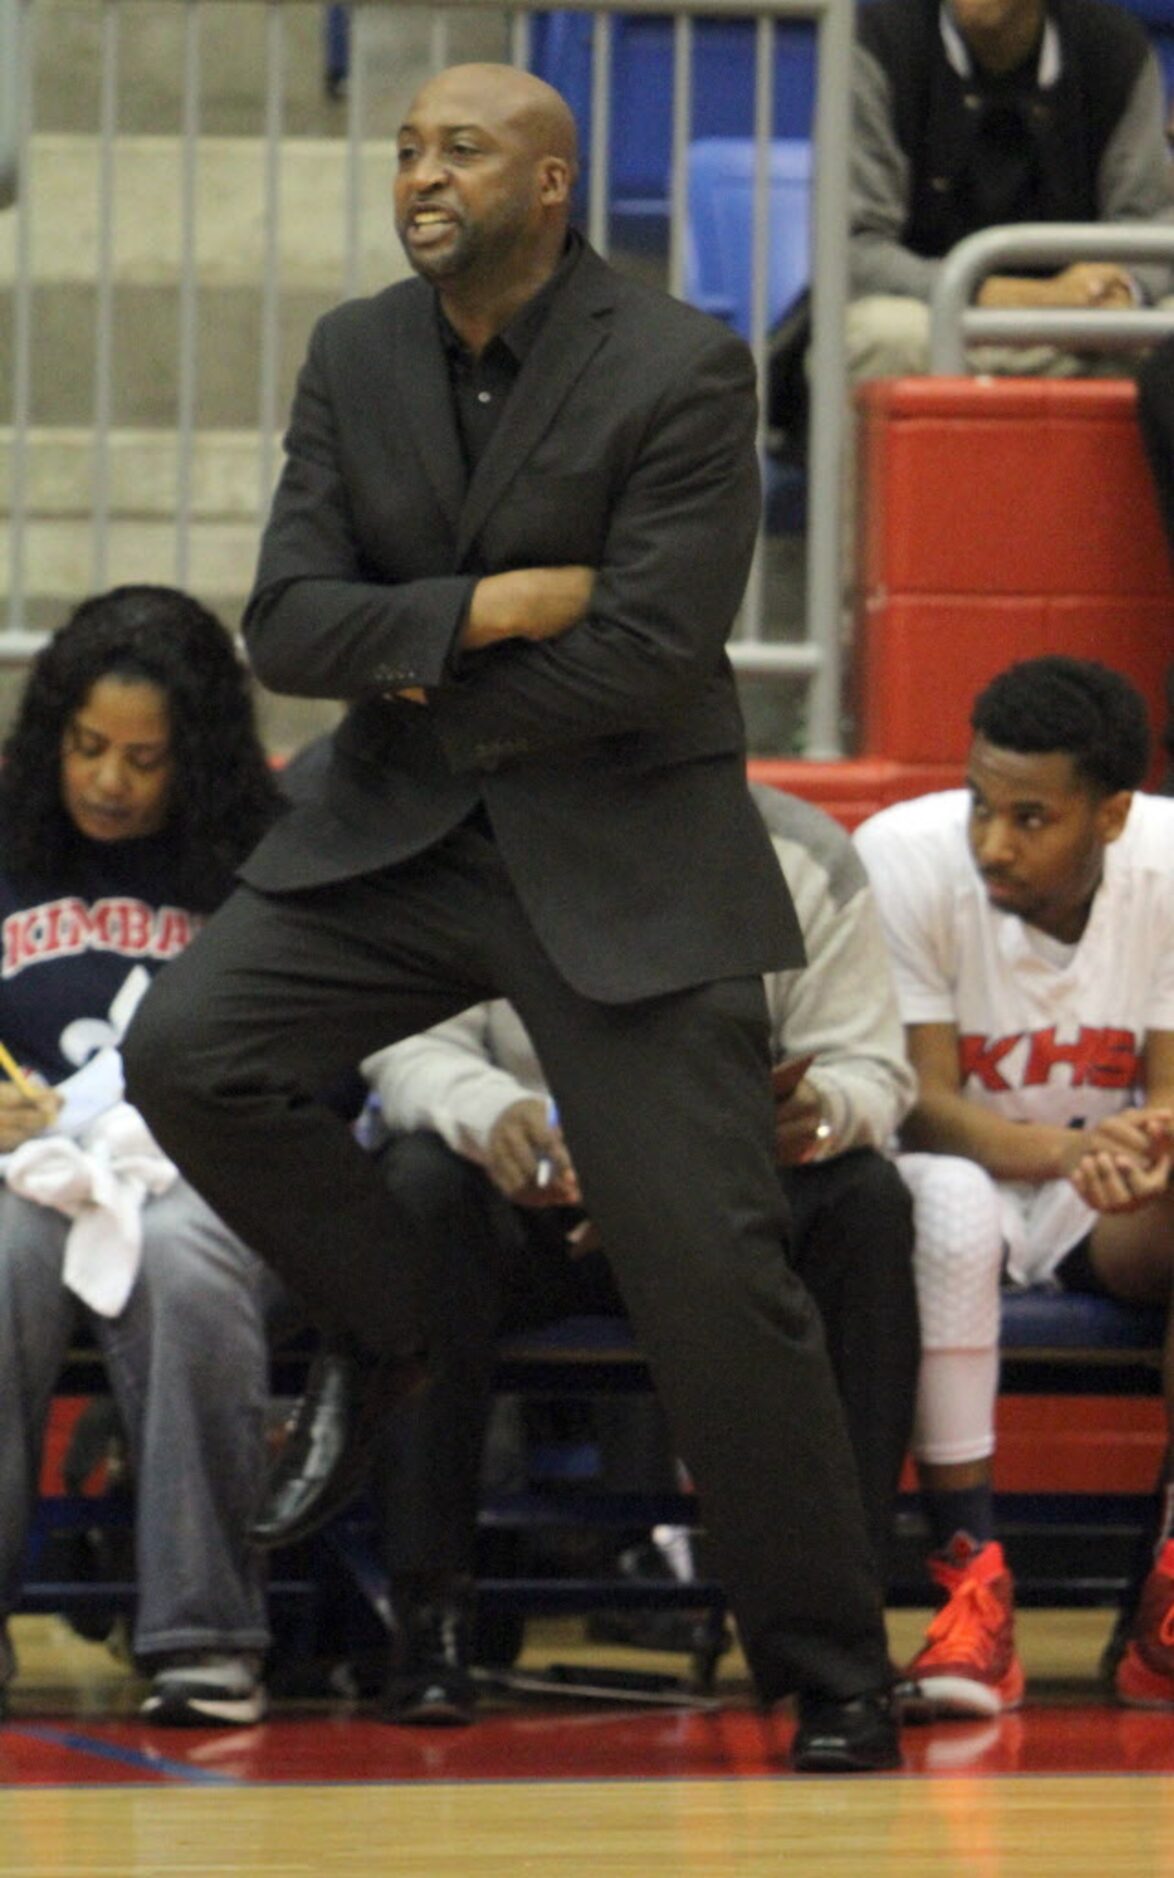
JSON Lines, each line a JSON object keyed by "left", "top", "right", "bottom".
{"left": 790, "top": 1689, "right": 902, "bottom": 1773}
{"left": 250, "top": 1344, "right": 426, "bottom": 1551}
{"left": 381, "top": 1600, "right": 477, "bottom": 1727}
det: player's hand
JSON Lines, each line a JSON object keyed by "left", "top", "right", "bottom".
{"left": 1069, "top": 1145, "right": 1171, "bottom": 1214}
{"left": 1058, "top": 1109, "right": 1164, "bottom": 1179}
{"left": 1131, "top": 1106, "right": 1174, "bottom": 1160}
{"left": 0, "top": 1079, "right": 61, "bottom": 1153}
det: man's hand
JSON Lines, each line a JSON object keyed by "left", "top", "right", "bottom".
{"left": 1069, "top": 1145, "right": 1171, "bottom": 1213}
{"left": 485, "top": 1096, "right": 580, "bottom": 1206}
{"left": 1059, "top": 1106, "right": 1174, "bottom": 1172}
{"left": 1065, "top": 1106, "right": 1174, "bottom": 1213}
{"left": 977, "top": 263, "right": 1137, "bottom": 311}
{"left": 0, "top": 1079, "right": 61, "bottom": 1154}
{"left": 1052, "top": 263, "right": 1137, "bottom": 308}
{"left": 386, "top": 565, "right": 595, "bottom": 699}
{"left": 462, "top": 566, "right": 596, "bottom": 651}
{"left": 771, "top": 1059, "right": 830, "bottom": 1165}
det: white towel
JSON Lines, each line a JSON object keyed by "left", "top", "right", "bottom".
{"left": 6, "top": 1104, "right": 178, "bottom": 1317}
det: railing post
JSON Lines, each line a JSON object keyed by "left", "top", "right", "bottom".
{"left": 0, "top": 0, "right": 20, "bottom": 210}
{"left": 928, "top": 222, "right": 1174, "bottom": 372}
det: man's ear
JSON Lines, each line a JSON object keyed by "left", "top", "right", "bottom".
{"left": 1097, "top": 789, "right": 1133, "bottom": 846}
{"left": 538, "top": 157, "right": 572, "bottom": 206}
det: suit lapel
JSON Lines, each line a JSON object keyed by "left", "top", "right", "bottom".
{"left": 392, "top": 281, "right": 466, "bottom": 536}
{"left": 455, "top": 247, "right": 617, "bottom": 564}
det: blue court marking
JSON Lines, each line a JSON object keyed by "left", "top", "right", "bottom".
{"left": 9, "top": 1724, "right": 240, "bottom": 1784}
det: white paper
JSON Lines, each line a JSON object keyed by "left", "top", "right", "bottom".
{"left": 50, "top": 1047, "right": 126, "bottom": 1138}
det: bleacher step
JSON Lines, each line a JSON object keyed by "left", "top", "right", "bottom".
{"left": 0, "top": 133, "right": 411, "bottom": 292}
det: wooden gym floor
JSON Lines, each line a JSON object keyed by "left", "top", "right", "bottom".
{"left": 1, "top": 1608, "right": 1173, "bottom": 1876}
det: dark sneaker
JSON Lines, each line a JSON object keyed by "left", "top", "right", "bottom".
{"left": 140, "top": 1653, "right": 267, "bottom": 1727}
{"left": 1115, "top": 1539, "right": 1174, "bottom": 1709}
{"left": 791, "top": 1689, "right": 902, "bottom": 1772}
{"left": 382, "top": 1602, "right": 476, "bottom": 1727}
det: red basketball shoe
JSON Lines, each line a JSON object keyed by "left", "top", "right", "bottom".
{"left": 899, "top": 1539, "right": 1025, "bottom": 1720}
{"left": 1115, "top": 1539, "right": 1174, "bottom": 1709}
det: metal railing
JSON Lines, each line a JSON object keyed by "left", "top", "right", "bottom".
{"left": 1, "top": 0, "right": 852, "bottom": 751}
{"left": 928, "top": 222, "right": 1174, "bottom": 372}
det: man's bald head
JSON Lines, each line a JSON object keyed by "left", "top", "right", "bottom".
{"left": 405, "top": 63, "right": 579, "bottom": 179}
{"left": 395, "top": 62, "right": 579, "bottom": 311}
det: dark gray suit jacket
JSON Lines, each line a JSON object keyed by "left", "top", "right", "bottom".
{"left": 241, "top": 239, "right": 803, "bottom": 1001}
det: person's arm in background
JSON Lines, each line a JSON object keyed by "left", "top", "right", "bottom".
{"left": 851, "top": 40, "right": 1173, "bottom": 309}
{"left": 755, "top": 789, "right": 916, "bottom": 1165}
{"left": 361, "top": 1001, "right": 575, "bottom": 1204}
{"left": 977, "top": 50, "right": 1174, "bottom": 312}
{"left": 1092, "top": 48, "right": 1174, "bottom": 307}
{"left": 849, "top": 39, "right": 938, "bottom": 302}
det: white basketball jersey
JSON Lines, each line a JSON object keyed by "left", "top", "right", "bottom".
{"left": 856, "top": 790, "right": 1174, "bottom": 1279}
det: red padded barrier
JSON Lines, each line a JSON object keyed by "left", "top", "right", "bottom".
{"left": 855, "top": 376, "right": 1174, "bottom": 780}
{"left": 747, "top": 755, "right": 961, "bottom": 828}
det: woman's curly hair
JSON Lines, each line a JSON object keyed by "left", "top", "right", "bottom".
{"left": 0, "top": 585, "right": 284, "bottom": 909}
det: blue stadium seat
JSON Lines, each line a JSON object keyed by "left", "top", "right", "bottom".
{"left": 528, "top": 12, "right": 817, "bottom": 220}
{"left": 683, "top": 135, "right": 812, "bottom": 339}
{"left": 1000, "top": 1287, "right": 1164, "bottom": 1355}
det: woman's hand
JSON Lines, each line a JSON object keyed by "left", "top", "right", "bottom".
{"left": 0, "top": 1079, "right": 62, "bottom": 1153}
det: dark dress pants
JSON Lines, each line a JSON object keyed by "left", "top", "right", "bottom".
{"left": 782, "top": 1150, "right": 919, "bottom": 1582}
{"left": 123, "top": 816, "right": 890, "bottom": 1702}
{"left": 364, "top": 1130, "right": 625, "bottom": 1583}
{"left": 369, "top": 1136, "right": 918, "bottom": 1596}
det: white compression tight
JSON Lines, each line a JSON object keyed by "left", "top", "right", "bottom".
{"left": 897, "top": 1153, "right": 1005, "bottom": 1467}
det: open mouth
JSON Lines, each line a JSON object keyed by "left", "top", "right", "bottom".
{"left": 408, "top": 207, "right": 457, "bottom": 240}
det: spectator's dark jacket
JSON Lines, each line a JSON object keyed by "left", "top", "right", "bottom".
{"left": 851, "top": 0, "right": 1174, "bottom": 300}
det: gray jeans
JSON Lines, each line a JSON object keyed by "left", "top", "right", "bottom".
{"left": 0, "top": 1177, "right": 275, "bottom": 1670}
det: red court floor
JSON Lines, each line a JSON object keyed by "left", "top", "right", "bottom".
{"left": 2, "top": 1697, "right": 1174, "bottom": 1788}
{"left": 1, "top": 1611, "right": 1172, "bottom": 1790}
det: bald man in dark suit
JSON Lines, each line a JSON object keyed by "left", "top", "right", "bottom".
{"left": 124, "top": 63, "right": 899, "bottom": 1770}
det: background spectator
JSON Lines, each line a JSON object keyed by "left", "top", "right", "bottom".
{"left": 849, "top": 0, "right": 1174, "bottom": 381}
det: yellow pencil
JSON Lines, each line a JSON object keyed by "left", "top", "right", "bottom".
{"left": 0, "top": 1041, "right": 39, "bottom": 1102}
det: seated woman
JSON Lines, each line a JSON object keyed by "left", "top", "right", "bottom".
{"left": 0, "top": 584, "right": 285, "bottom": 1727}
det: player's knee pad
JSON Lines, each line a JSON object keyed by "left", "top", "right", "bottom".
{"left": 897, "top": 1153, "right": 1003, "bottom": 1351}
